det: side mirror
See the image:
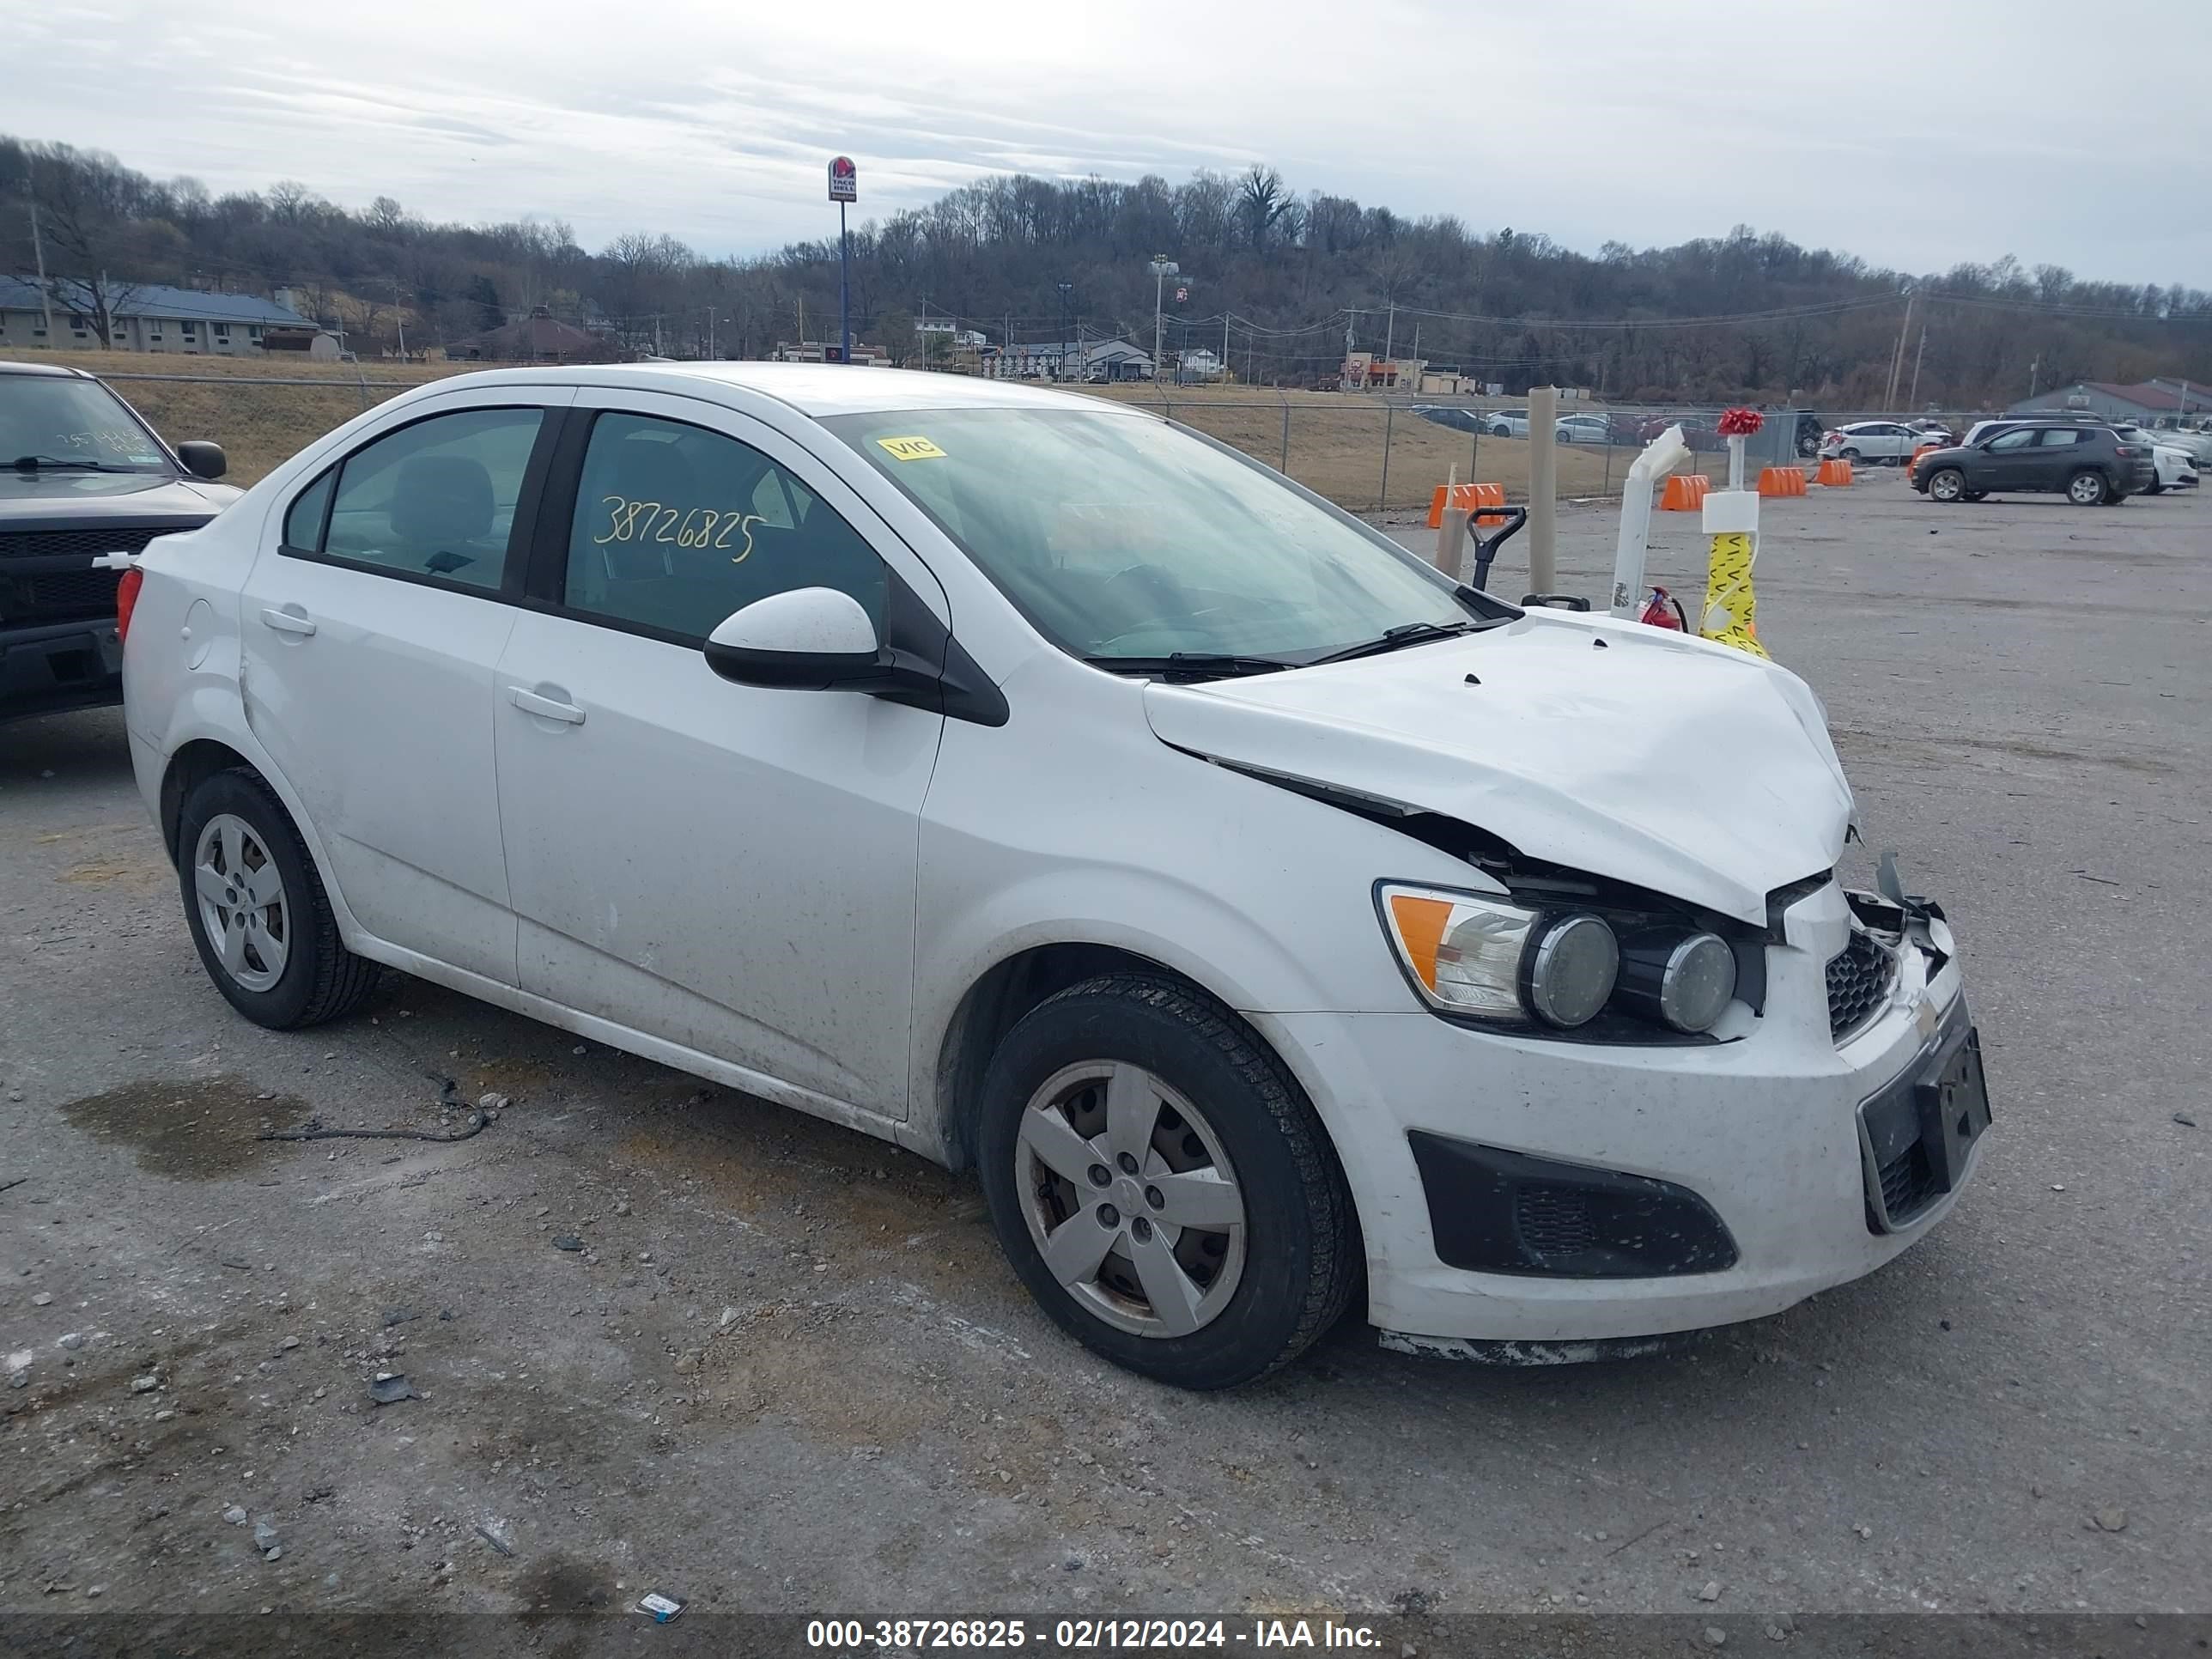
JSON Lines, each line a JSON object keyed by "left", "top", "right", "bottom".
{"left": 175, "top": 441, "right": 227, "bottom": 481}
{"left": 703, "top": 587, "right": 886, "bottom": 689}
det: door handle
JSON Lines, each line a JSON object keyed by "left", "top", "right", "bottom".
{"left": 507, "top": 684, "right": 586, "bottom": 726}
{"left": 259, "top": 606, "right": 316, "bottom": 636}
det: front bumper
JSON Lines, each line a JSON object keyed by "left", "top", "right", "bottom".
{"left": 1253, "top": 880, "right": 1985, "bottom": 1348}
{"left": 1, "top": 617, "right": 125, "bottom": 723}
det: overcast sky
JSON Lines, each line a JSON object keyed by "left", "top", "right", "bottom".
{"left": 13, "top": 1, "right": 2209, "bottom": 290}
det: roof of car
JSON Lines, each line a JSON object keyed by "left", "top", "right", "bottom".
{"left": 0, "top": 359, "right": 88, "bottom": 379}
{"left": 480, "top": 362, "right": 1149, "bottom": 421}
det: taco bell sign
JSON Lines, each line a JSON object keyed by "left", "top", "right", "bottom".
{"left": 828, "top": 156, "right": 857, "bottom": 204}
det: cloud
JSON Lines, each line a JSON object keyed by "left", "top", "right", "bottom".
{"left": 9, "top": 0, "right": 2208, "bottom": 283}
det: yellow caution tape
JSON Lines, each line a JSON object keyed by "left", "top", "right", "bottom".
{"left": 1700, "top": 531, "right": 1768, "bottom": 659}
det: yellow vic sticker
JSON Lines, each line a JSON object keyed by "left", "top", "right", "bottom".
{"left": 1699, "top": 530, "right": 1769, "bottom": 659}
{"left": 876, "top": 435, "right": 946, "bottom": 462}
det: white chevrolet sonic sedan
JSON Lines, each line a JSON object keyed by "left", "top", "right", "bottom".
{"left": 118, "top": 364, "right": 1990, "bottom": 1389}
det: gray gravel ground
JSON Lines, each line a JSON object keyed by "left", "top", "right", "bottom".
{"left": 1, "top": 471, "right": 2206, "bottom": 1643}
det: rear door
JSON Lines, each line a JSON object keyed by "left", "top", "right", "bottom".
{"left": 489, "top": 390, "right": 948, "bottom": 1116}
{"left": 238, "top": 388, "right": 571, "bottom": 982}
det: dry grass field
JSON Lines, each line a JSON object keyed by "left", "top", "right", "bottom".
{"left": 3, "top": 349, "right": 1622, "bottom": 507}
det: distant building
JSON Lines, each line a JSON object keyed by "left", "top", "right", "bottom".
{"left": 0, "top": 276, "right": 330, "bottom": 356}
{"left": 1175, "top": 347, "right": 1224, "bottom": 381}
{"left": 2008, "top": 380, "right": 2211, "bottom": 422}
{"left": 771, "top": 339, "right": 890, "bottom": 367}
{"left": 444, "top": 307, "right": 623, "bottom": 363}
{"left": 917, "top": 318, "right": 988, "bottom": 349}
{"left": 993, "top": 338, "right": 1154, "bottom": 381}
{"left": 1340, "top": 351, "right": 1426, "bottom": 392}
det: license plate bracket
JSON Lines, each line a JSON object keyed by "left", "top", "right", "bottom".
{"left": 1913, "top": 1021, "right": 1991, "bottom": 1191}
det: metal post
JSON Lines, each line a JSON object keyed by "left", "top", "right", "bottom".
{"left": 837, "top": 201, "right": 851, "bottom": 365}
{"left": 1528, "top": 385, "right": 1559, "bottom": 593}
{"left": 1280, "top": 400, "right": 1291, "bottom": 474}
{"left": 1379, "top": 403, "right": 1395, "bottom": 511}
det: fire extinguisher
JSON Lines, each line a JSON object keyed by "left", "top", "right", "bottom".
{"left": 1638, "top": 586, "right": 1689, "bottom": 630}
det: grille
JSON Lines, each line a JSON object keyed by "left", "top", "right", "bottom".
{"left": 0, "top": 526, "right": 173, "bottom": 627}
{"left": 0, "top": 525, "right": 168, "bottom": 564}
{"left": 1515, "top": 1188, "right": 1596, "bottom": 1259}
{"left": 1877, "top": 1142, "right": 1939, "bottom": 1224}
{"left": 1826, "top": 928, "right": 1895, "bottom": 1042}
{"left": 0, "top": 563, "right": 121, "bottom": 624}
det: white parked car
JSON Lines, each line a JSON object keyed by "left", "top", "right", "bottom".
{"left": 1819, "top": 421, "right": 1923, "bottom": 464}
{"left": 117, "top": 365, "right": 1989, "bottom": 1389}
{"left": 1483, "top": 409, "right": 1530, "bottom": 437}
{"left": 2112, "top": 423, "right": 2203, "bottom": 490}
{"left": 1554, "top": 413, "right": 1611, "bottom": 445}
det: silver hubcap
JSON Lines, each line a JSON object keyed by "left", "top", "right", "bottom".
{"left": 1931, "top": 472, "right": 1960, "bottom": 500}
{"left": 2069, "top": 476, "right": 2100, "bottom": 503}
{"left": 1015, "top": 1061, "right": 1247, "bottom": 1339}
{"left": 192, "top": 813, "right": 290, "bottom": 992}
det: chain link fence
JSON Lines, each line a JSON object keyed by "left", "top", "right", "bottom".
{"left": 88, "top": 366, "right": 1987, "bottom": 513}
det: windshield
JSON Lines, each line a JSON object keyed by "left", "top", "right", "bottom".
{"left": 0, "top": 376, "right": 172, "bottom": 472}
{"left": 823, "top": 407, "right": 1470, "bottom": 664}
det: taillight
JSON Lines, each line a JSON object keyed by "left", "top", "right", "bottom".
{"left": 2115, "top": 445, "right": 2137, "bottom": 457}
{"left": 116, "top": 566, "right": 144, "bottom": 645}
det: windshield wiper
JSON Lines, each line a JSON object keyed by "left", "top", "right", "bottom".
{"left": 1310, "top": 617, "right": 1498, "bottom": 665}
{"left": 9, "top": 455, "right": 142, "bottom": 474}
{"left": 1082, "top": 652, "right": 1297, "bottom": 682}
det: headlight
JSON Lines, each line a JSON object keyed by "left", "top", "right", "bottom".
{"left": 1381, "top": 884, "right": 1740, "bottom": 1036}
{"left": 1616, "top": 927, "right": 1739, "bottom": 1033}
{"left": 1378, "top": 884, "right": 1618, "bottom": 1029}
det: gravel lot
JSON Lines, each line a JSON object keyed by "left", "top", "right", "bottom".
{"left": 2, "top": 472, "right": 2206, "bottom": 1645}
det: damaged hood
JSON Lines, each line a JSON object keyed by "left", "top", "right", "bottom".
{"left": 1143, "top": 613, "right": 1853, "bottom": 925}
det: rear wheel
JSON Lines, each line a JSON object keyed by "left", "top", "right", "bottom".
{"left": 2066, "top": 470, "right": 2110, "bottom": 506}
{"left": 1961, "top": 489, "right": 1988, "bottom": 502}
{"left": 1926, "top": 467, "right": 1966, "bottom": 502}
{"left": 176, "top": 769, "right": 380, "bottom": 1029}
{"left": 1840, "top": 447, "right": 1862, "bottom": 463}
{"left": 977, "top": 974, "right": 1357, "bottom": 1389}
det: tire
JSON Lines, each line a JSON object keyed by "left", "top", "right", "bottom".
{"left": 2146, "top": 479, "right": 2165, "bottom": 495}
{"left": 2066, "top": 470, "right": 2109, "bottom": 507}
{"left": 1797, "top": 433, "right": 1819, "bottom": 459}
{"left": 977, "top": 973, "right": 1357, "bottom": 1390}
{"left": 176, "top": 768, "right": 380, "bottom": 1030}
{"left": 1926, "top": 467, "right": 1966, "bottom": 503}
{"left": 1839, "top": 447, "right": 1861, "bottom": 463}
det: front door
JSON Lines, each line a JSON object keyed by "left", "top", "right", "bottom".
{"left": 1974, "top": 426, "right": 2041, "bottom": 489}
{"left": 238, "top": 392, "right": 568, "bottom": 982}
{"left": 491, "top": 392, "right": 947, "bottom": 1117}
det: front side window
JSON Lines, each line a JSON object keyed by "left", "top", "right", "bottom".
{"left": 824, "top": 407, "right": 1469, "bottom": 664}
{"left": 561, "top": 411, "right": 887, "bottom": 641}
{"left": 301, "top": 407, "right": 544, "bottom": 591}
{"left": 1985, "top": 429, "right": 2038, "bottom": 452}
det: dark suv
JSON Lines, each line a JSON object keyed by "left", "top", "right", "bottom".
{"left": 2, "top": 361, "right": 234, "bottom": 722}
{"left": 1910, "top": 422, "right": 2154, "bottom": 507}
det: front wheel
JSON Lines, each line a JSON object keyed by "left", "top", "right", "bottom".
{"left": 2067, "top": 470, "right": 2110, "bottom": 506}
{"left": 2145, "top": 479, "right": 2165, "bottom": 495}
{"left": 1926, "top": 467, "right": 1966, "bottom": 502}
{"left": 977, "top": 975, "right": 1357, "bottom": 1389}
{"left": 176, "top": 769, "right": 380, "bottom": 1029}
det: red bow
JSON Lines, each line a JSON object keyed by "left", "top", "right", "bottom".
{"left": 1717, "top": 408, "right": 1765, "bottom": 435}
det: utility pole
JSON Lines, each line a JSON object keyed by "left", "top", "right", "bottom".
{"left": 707, "top": 307, "right": 716, "bottom": 359}
{"left": 1885, "top": 290, "right": 1913, "bottom": 410}
{"left": 1223, "top": 311, "right": 1231, "bottom": 382}
{"left": 2028, "top": 355, "right": 2040, "bottom": 398}
{"left": 1148, "top": 256, "right": 1178, "bottom": 384}
{"left": 1906, "top": 323, "right": 1927, "bottom": 410}
{"left": 1384, "top": 301, "right": 1396, "bottom": 364}
{"left": 392, "top": 274, "right": 406, "bottom": 360}
{"left": 29, "top": 198, "right": 56, "bottom": 339}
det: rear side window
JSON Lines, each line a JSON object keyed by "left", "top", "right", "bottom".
{"left": 560, "top": 411, "right": 887, "bottom": 641}
{"left": 2037, "top": 428, "right": 2084, "bottom": 447}
{"left": 294, "top": 407, "right": 544, "bottom": 592}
